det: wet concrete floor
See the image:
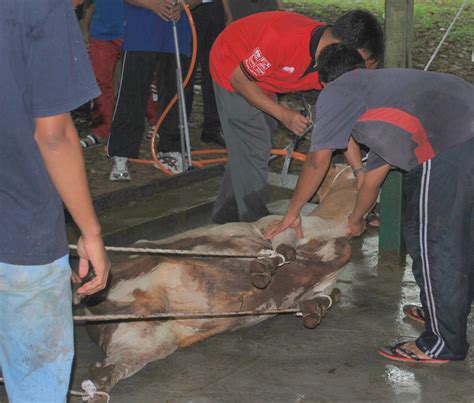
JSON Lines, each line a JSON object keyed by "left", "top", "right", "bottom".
{"left": 67, "top": 229, "right": 474, "bottom": 402}
{"left": 1, "top": 188, "right": 473, "bottom": 402}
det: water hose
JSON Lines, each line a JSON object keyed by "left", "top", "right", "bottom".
{"left": 127, "top": 1, "right": 307, "bottom": 175}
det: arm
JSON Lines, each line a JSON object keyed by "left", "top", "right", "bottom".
{"left": 80, "top": 1, "right": 95, "bottom": 46}
{"left": 230, "top": 67, "right": 311, "bottom": 135}
{"left": 126, "top": 0, "right": 179, "bottom": 21}
{"left": 35, "top": 114, "right": 110, "bottom": 295}
{"left": 263, "top": 149, "right": 333, "bottom": 239}
{"left": 347, "top": 163, "right": 390, "bottom": 236}
{"left": 221, "top": 0, "right": 232, "bottom": 25}
{"left": 343, "top": 136, "right": 365, "bottom": 189}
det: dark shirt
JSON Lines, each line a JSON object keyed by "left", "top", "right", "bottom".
{"left": 90, "top": 0, "right": 124, "bottom": 41}
{"left": 0, "top": 0, "right": 99, "bottom": 265}
{"left": 310, "top": 68, "right": 474, "bottom": 171}
{"left": 123, "top": 4, "right": 191, "bottom": 56}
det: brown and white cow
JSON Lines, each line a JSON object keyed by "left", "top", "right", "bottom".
{"left": 82, "top": 164, "right": 357, "bottom": 397}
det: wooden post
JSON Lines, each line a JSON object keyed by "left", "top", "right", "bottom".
{"left": 378, "top": 0, "right": 414, "bottom": 267}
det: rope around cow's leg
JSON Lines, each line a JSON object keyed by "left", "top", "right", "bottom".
{"left": 73, "top": 308, "right": 301, "bottom": 322}
{"left": 70, "top": 380, "right": 110, "bottom": 402}
{"left": 0, "top": 378, "right": 110, "bottom": 402}
{"left": 69, "top": 244, "right": 287, "bottom": 263}
{"left": 72, "top": 292, "right": 337, "bottom": 322}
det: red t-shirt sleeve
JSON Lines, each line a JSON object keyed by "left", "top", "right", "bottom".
{"left": 239, "top": 27, "right": 281, "bottom": 82}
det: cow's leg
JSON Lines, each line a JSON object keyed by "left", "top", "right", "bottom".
{"left": 88, "top": 359, "right": 146, "bottom": 401}
{"left": 299, "top": 288, "right": 341, "bottom": 329}
{"left": 271, "top": 230, "right": 298, "bottom": 262}
{"left": 88, "top": 321, "right": 179, "bottom": 398}
{"left": 250, "top": 255, "right": 283, "bottom": 289}
{"left": 250, "top": 226, "right": 298, "bottom": 289}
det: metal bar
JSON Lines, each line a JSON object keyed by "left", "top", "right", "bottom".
{"left": 171, "top": 19, "right": 193, "bottom": 169}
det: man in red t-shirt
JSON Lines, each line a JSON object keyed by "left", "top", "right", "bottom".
{"left": 209, "top": 10, "right": 383, "bottom": 224}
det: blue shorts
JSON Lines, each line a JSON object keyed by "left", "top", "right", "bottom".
{"left": 0, "top": 255, "right": 74, "bottom": 402}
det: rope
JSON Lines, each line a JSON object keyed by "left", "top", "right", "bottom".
{"left": 0, "top": 378, "right": 110, "bottom": 402}
{"left": 423, "top": 0, "right": 468, "bottom": 71}
{"left": 74, "top": 308, "right": 301, "bottom": 322}
{"left": 69, "top": 244, "right": 286, "bottom": 263}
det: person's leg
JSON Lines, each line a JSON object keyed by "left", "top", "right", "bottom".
{"left": 155, "top": 53, "right": 193, "bottom": 153}
{"left": 89, "top": 38, "right": 123, "bottom": 139}
{"left": 193, "top": 3, "right": 225, "bottom": 134}
{"left": 212, "top": 82, "right": 277, "bottom": 223}
{"left": 146, "top": 76, "right": 159, "bottom": 127}
{"left": 108, "top": 51, "right": 156, "bottom": 158}
{"left": 0, "top": 255, "right": 74, "bottom": 402}
{"left": 403, "top": 139, "right": 474, "bottom": 360}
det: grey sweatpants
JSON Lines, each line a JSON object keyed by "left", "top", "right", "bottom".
{"left": 212, "top": 82, "right": 278, "bottom": 223}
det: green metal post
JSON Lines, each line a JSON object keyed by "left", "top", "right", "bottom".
{"left": 379, "top": 171, "right": 405, "bottom": 266}
{"left": 378, "top": 0, "right": 414, "bottom": 267}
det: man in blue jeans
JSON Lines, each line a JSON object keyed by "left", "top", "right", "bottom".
{"left": 0, "top": 0, "right": 110, "bottom": 401}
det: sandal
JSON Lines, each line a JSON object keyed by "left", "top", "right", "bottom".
{"left": 378, "top": 342, "right": 450, "bottom": 364}
{"left": 367, "top": 211, "right": 380, "bottom": 227}
{"left": 403, "top": 304, "right": 425, "bottom": 324}
{"left": 80, "top": 134, "right": 103, "bottom": 149}
{"left": 144, "top": 126, "right": 159, "bottom": 143}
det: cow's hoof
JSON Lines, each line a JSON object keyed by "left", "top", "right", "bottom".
{"left": 250, "top": 260, "right": 272, "bottom": 289}
{"left": 302, "top": 313, "right": 322, "bottom": 329}
{"left": 250, "top": 259, "right": 279, "bottom": 289}
{"left": 330, "top": 288, "right": 342, "bottom": 304}
{"left": 299, "top": 289, "right": 341, "bottom": 329}
{"left": 89, "top": 361, "right": 114, "bottom": 392}
{"left": 300, "top": 300, "right": 324, "bottom": 329}
{"left": 276, "top": 244, "right": 296, "bottom": 262}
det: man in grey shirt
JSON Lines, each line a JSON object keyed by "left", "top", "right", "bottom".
{"left": 265, "top": 44, "right": 474, "bottom": 364}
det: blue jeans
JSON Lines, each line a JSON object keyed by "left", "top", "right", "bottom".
{"left": 0, "top": 255, "right": 74, "bottom": 402}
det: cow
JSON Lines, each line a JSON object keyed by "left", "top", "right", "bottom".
{"left": 80, "top": 164, "right": 357, "bottom": 398}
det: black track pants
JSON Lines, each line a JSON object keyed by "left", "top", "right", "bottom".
{"left": 403, "top": 137, "right": 474, "bottom": 360}
{"left": 108, "top": 51, "right": 192, "bottom": 158}
{"left": 192, "top": 2, "right": 225, "bottom": 131}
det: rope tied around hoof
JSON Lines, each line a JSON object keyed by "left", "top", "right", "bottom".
{"left": 257, "top": 249, "right": 288, "bottom": 267}
{"left": 0, "top": 377, "right": 110, "bottom": 402}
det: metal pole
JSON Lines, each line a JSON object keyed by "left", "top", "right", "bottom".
{"left": 177, "top": 71, "right": 187, "bottom": 169}
{"left": 171, "top": 18, "right": 193, "bottom": 169}
{"left": 378, "top": 0, "right": 414, "bottom": 268}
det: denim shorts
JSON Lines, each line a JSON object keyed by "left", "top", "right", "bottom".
{"left": 0, "top": 255, "right": 73, "bottom": 402}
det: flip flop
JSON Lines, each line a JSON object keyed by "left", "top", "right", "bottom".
{"left": 367, "top": 211, "right": 380, "bottom": 227}
{"left": 80, "top": 134, "right": 104, "bottom": 149}
{"left": 403, "top": 304, "right": 425, "bottom": 324}
{"left": 378, "top": 342, "right": 450, "bottom": 364}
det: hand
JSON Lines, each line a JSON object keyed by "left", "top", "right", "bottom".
{"left": 347, "top": 214, "right": 366, "bottom": 237}
{"left": 263, "top": 214, "right": 303, "bottom": 240}
{"left": 281, "top": 109, "right": 311, "bottom": 136}
{"left": 152, "top": 0, "right": 180, "bottom": 22}
{"left": 76, "top": 234, "right": 110, "bottom": 295}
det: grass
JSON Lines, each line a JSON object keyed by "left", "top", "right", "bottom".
{"left": 284, "top": 0, "right": 473, "bottom": 82}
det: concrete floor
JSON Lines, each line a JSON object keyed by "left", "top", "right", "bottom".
{"left": 1, "top": 186, "right": 473, "bottom": 402}
{"left": 65, "top": 230, "right": 474, "bottom": 403}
